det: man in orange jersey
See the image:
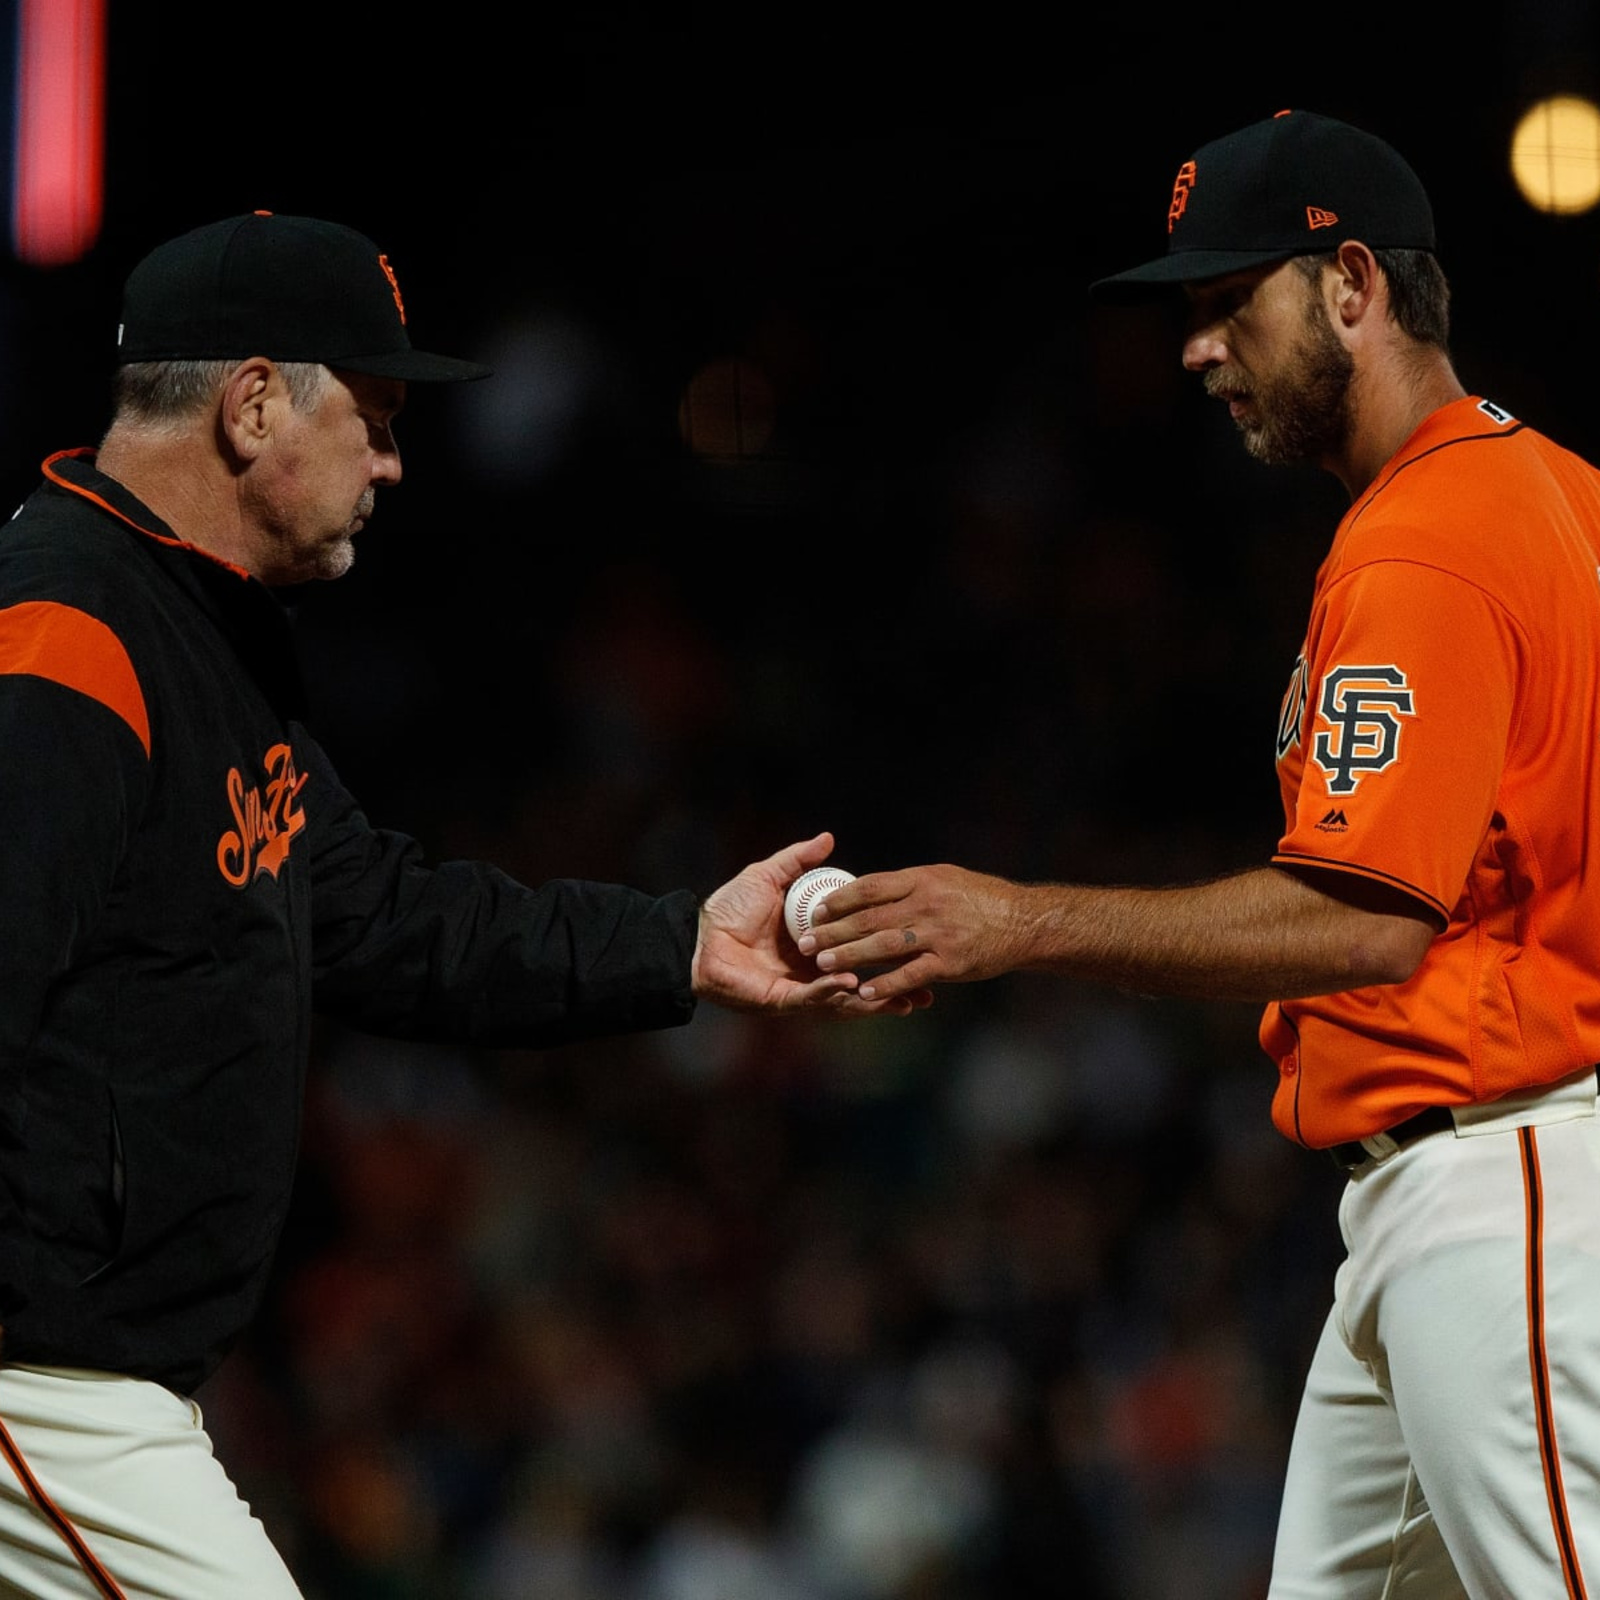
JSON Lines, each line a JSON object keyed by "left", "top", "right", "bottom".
{"left": 804, "top": 109, "right": 1600, "bottom": 1595}
{"left": 0, "top": 213, "right": 911, "bottom": 1599}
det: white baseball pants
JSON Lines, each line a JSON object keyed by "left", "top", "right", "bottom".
{"left": 1269, "top": 1064, "right": 1600, "bottom": 1598}
{"left": 0, "top": 1365, "right": 303, "bottom": 1598}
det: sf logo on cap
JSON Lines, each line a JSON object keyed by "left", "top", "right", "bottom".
{"left": 1312, "top": 665, "right": 1415, "bottom": 796}
{"left": 1167, "top": 161, "right": 1196, "bottom": 234}
{"left": 377, "top": 254, "right": 407, "bottom": 324}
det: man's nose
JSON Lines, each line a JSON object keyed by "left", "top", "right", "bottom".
{"left": 372, "top": 433, "right": 402, "bottom": 485}
{"left": 1182, "top": 324, "right": 1227, "bottom": 372}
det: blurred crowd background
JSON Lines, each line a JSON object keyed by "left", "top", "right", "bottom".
{"left": 5, "top": 4, "right": 1600, "bottom": 1595}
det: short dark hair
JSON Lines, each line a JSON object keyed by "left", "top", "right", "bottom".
{"left": 1294, "top": 247, "right": 1450, "bottom": 349}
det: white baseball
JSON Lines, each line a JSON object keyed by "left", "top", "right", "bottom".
{"left": 784, "top": 866, "right": 856, "bottom": 944}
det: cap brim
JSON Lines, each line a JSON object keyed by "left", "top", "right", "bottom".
{"left": 333, "top": 349, "right": 493, "bottom": 382}
{"left": 1089, "top": 246, "right": 1301, "bottom": 301}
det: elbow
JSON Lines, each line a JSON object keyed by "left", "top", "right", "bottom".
{"left": 1348, "top": 916, "right": 1436, "bottom": 988}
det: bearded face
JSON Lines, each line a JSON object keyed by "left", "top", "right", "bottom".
{"left": 1192, "top": 264, "right": 1356, "bottom": 469}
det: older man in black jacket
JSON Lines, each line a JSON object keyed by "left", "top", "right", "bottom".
{"left": 0, "top": 211, "right": 908, "bottom": 1599}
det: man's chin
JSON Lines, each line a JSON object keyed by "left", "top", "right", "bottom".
{"left": 1230, "top": 415, "right": 1273, "bottom": 460}
{"left": 258, "top": 535, "right": 357, "bottom": 588}
{"left": 1238, "top": 425, "right": 1277, "bottom": 463}
{"left": 316, "top": 539, "right": 357, "bottom": 581}
{"left": 1233, "top": 414, "right": 1309, "bottom": 467}
{"left": 288, "top": 539, "right": 356, "bottom": 584}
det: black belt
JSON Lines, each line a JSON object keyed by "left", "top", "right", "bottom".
{"left": 1327, "top": 1105, "right": 1457, "bottom": 1173}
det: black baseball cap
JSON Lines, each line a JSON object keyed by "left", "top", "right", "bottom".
{"left": 115, "top": 211, "right": 491, "bottom": 381}
{"left": 1090, "top": 110, "right": 1436, "bottom": 300}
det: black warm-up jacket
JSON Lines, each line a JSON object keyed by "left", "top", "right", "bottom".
{"left": 0, "top": 451, "right": 698, "bottom": 1394}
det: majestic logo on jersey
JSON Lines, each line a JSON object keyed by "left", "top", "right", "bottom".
{"left": 1276, "top": 654, "right": 1309, "bottom": 761}
{"left": 1315, "top": 808, "right": 1350, "bottom": 832}
{"left": 217, "top": 743, "right": 308, "bottom": 888}
{"left": 1312, "top": 665, "right": 1415, "bottom": 796}
{"left": 1167, "top": 161, "right": 1196, "bottom": 233}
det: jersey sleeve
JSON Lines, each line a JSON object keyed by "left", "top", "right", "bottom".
{"left": 1274, "top": 559, "right": 1520, "bottom": 921}
{"left": 300, "top": 732, "right": 699, "bottom": 1047}
{"left": 0, "top": 603, "right": 151, "bottom": 1065}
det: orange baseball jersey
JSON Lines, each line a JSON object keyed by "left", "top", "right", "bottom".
{"left": 1263, "top": 396, "right": 1600, "bottom": 1147}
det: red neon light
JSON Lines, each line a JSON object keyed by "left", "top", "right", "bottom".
{"left": 12, "top": 0, "right": 106, "bottom": 266}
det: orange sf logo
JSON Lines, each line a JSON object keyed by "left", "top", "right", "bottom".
{"left": 216, "top": 743, "right": 308, "bottom": 887}
{"left": 377, "top": 253, "right": 407, "bottom": 325}
{"left": 1167, "top": 161, "right": 1196, "bottom": 234}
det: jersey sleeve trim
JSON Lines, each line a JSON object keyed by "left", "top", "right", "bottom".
{"left": 0, "top": 601, "right": 151, "bottom": 757}
{"left": 1271, "top": 852, "right": 1449, "bottom": 922}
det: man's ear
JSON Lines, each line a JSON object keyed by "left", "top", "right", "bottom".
{"left": 1328, "top": 240, "right": 1381, "bottom": 330}
{"left": 217, "top": 358, "right": 280, "bottom": 464}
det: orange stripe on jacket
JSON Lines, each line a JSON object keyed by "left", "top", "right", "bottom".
{"left": 0, "top": 600, "right": 150, "bottom": 756}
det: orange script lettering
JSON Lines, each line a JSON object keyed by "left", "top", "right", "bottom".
{"left": 216, "top": 743, "right": 308, "bottom": 887}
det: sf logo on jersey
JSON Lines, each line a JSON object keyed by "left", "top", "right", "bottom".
{"left": 1312, "top": 665, "right": 1415, "bottom": 796}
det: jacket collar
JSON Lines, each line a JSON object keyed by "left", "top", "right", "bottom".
{"left": 40, "top": 448, "right": 256, "bottom": 584}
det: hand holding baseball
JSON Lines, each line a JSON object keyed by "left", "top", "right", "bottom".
{"left": 784, "top": 865, "right": 857, "bottom": 944}
{"left": 691, "top": 835, "right": 928, "bottom": 1017}
{"left": 799, "top": 863, "right": 1026, "bottom": 1002}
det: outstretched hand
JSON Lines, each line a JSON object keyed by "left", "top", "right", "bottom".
{"left": 800, "top": 863, "right": 1025, "bottom": 1003}
{"left": 691, "top": 832, "right": 934, "bottom": 1017}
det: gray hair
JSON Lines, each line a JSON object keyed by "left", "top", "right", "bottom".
{"left": 111, "top": 358, "right": 330, "bottom": 424}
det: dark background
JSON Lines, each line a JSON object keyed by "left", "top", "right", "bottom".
{"left": 5, "top": 6, "right": 1600, "bottom": 1597}
{"left": 8, "top": 3, "right": 1591, "bottom": 877}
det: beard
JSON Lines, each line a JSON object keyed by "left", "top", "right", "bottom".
{"left": 311, "top": 536, "right": 357, "bottom": 581}
{"left": 309, "top": 489, "right": 376, "bottom": 581}
{"left": 1205, "top": 294, "right": 1354, "bottom": 466}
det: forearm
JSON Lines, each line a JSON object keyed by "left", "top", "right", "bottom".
{"left": 809, "top": 862, "right": 1439, "bottom": 1004}
{"left": 314, "top": 849, "right": 700, "bottom": 1045}
{"left": 1001, "top": 867, "right": 1431, "bottom": 1000}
